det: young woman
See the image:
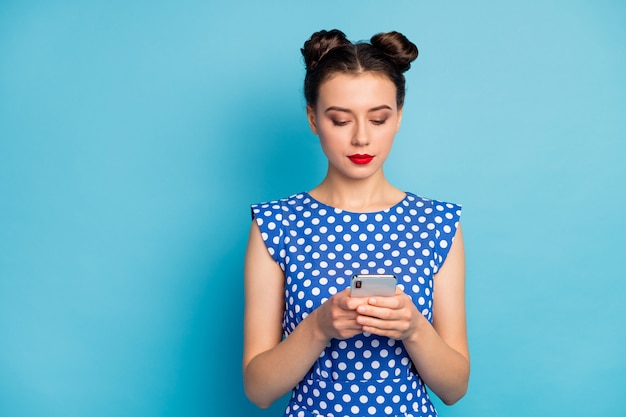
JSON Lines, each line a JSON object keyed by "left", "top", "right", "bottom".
{"left": 243, "top": 29, "right": 469, "bottom": 417}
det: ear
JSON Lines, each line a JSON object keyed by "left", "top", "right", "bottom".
{"left": 396, "top": 107, "right": 403, "bottom": 132}
{"left": 306, "top": 105, "right": 319, "bottom": 135}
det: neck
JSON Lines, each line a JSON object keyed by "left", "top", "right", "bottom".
{"left": 309, "top": 166, "right": 405, "bottom": 212}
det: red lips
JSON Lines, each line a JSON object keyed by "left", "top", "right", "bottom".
{"left": 348, "top": 154, "right": 374, "bottom": 165}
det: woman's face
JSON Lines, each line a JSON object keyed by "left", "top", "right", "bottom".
{"left": 307, "top": 72, "right": 402, "bottom": 181}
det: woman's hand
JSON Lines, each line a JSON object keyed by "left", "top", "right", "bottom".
{"left": 312, "top": 288, "right": 369, "bottom": 341}
{"left": 353, "top": 287, "right": 423, "bottom": 340}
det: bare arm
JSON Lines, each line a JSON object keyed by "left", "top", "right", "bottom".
{"left": 404, "top": 223, "right": 469, "bottom": 404}
{"left": 242, "top": 221, "right": 366, "bottom": 408}
{"left": 354, "top": 224, "right": 469, "bottom": 404}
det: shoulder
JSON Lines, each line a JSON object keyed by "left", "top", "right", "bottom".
{"left": 404, "top": 192, "right": 462, "bottom": 219}
{"left": 250, "top": 192, "right": 309, "bottom": 222}
{"left": 404, "top": 193, "right": 463, "bottom": 270}
{"left": 251, "top": 192, "right": 308, "bottom": 211}
{"left": 248, "top": 193, "right": 308, "bottom": 265}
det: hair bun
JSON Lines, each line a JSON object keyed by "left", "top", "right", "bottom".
{"left": 301, "top": 29, "right": 351, "bottom": 72}
{"left": 370, "top": 31, "right": 419, "bottom": 72}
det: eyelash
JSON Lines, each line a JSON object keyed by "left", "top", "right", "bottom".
{"left": 332, "top": 119, "right": 387, "bottom": 126}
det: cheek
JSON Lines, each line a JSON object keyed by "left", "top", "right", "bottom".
{"left": 375, "top": 127, "right": 397, "bottom": 146}
{"left": 317, "top": 127, "right": 348, "bottom": 149}
{"left": 318, "top": 137, "right": 341, "bottom": 159}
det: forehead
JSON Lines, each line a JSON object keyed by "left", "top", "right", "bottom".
{"left": 317, "top": 72, "right": 397, "bottom": 109}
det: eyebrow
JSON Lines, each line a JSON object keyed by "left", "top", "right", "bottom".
{"left": 324, "top": 105, "right": 393, "bottom": 114}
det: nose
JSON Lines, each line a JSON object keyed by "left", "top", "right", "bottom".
{"left": 351, "top": 120, "right": 370, "bottom": 146}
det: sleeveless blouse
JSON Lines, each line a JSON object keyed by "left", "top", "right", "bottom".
{"left": 251, "top": 191, "right": 462, "bottom": 417}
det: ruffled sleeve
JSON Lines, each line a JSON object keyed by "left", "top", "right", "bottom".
{"left": 429, "top": 200, "right": 462, "bottom": 275}
{"left": 250, "top": 200, "right": 287, "bottom": 271}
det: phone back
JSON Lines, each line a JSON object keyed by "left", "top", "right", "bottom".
{"left": 351, "top": 274, "right": 397, "bottom": 297}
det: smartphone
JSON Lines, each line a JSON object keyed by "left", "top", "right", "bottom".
{"left": 350, "top": 274, "right": 397, "bottom": 297}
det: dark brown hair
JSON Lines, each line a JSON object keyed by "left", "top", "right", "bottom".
{"left": 301, "top": 29, "right": 419, "bottom": 108}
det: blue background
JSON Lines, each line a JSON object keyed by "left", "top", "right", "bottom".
{"left": 1, "top": 1, "right": 625, "bottom": 416}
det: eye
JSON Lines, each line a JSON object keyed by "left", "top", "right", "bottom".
{"left": 371, "top": 119, "right": 387, "bottom": 125}
{"left": 332, "top": 120, "right": 349, "bottom": 126}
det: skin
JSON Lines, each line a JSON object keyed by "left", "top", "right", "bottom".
{"left": 243, "top": 72, "right": 469, "bottom": 409}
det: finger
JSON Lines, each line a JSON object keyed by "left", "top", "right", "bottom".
{"left": 361, "top": 326, "right": 403, "bottom": 340}
{"left": 344, "top": 295, "right": 369, "bottom": 311}
{"left": 356, "top": 302, "right": 399, "bottom": 320}
{"left": 357, "top": 315, "right": 398, "bottom": 331}
{"left": 336, "top": 318, "right": 367, "bottom": 335}
{"left": 334, "top": 288, "right": 354, "bottom": 309}
{"left": 367, "top": 292, "right": 407, "bottom": 309}
{"left": 359, "top": 312, "right": 413, "bottom": 335}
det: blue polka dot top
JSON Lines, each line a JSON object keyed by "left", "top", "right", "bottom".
{"left": 250, "top": 191, "right": 462, "bottom": 417}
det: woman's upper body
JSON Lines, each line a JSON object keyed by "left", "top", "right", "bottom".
{"left": 242, "top": 29, "right": 469, "bottom": 412}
